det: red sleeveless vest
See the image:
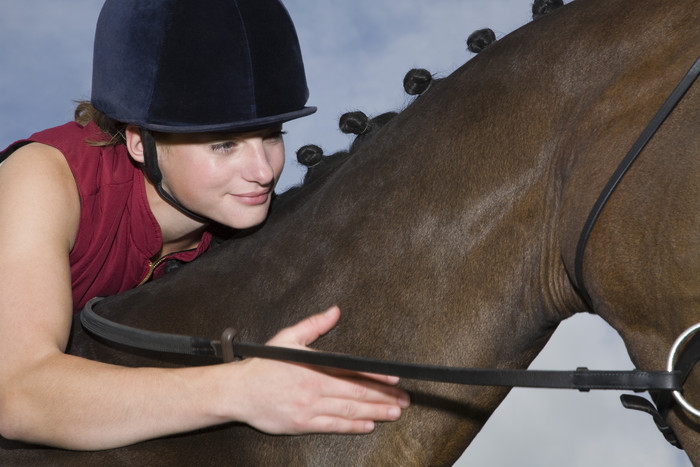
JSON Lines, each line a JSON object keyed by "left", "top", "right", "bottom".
{"left": 4, "top": 122, "right": 212, "bottom": 312}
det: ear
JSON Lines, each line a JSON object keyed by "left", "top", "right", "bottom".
{"left": 125, "top": 125, "right": 145, "bottom": 164}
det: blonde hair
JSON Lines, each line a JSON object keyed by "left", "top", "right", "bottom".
{"left": 74, "top": 101, "right": 127, "bottom": 146}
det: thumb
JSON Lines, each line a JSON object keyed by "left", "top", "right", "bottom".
{"left": 268, "top": 306, "right": 340, "bottom": 348}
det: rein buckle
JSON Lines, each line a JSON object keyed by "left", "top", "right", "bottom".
{"left": 220, "top": 328, "right": 239, "bottom": 363}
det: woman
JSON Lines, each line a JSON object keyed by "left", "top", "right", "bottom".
{"left": 0, "top": 0, "right": 409, "bottom": 450}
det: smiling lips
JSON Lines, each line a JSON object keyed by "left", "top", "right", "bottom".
{"left": 232, "top": 189, "right": 271, "bottom": 206}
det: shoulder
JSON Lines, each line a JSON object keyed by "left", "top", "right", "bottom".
{"left": 1, "top": 141, "right": 75, "bottom": 187}
{"left": 0, "top": 142, "right": 80, "bottom": 249}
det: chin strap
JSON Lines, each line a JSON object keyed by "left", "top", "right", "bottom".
{"left": 140, "top": 129, "right": 210, "bottom": 224}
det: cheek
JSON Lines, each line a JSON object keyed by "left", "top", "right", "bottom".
{"left": 166, "top": 158, "right": 221, "bottom": 195}
{"left": 194, "top": 153, "right": 231, "bottom": 179}
{"left": 158, "top": 147, "right": 200, "bottom": 180}
{"left": 180, "top": 161, "right": 213, "bottom": 187}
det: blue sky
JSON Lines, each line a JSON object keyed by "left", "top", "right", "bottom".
{"left": 0, "top": 1, "right": 690, "bottom": 465}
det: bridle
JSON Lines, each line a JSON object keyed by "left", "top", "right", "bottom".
{"left": 80, "top": 55, "right": 700, "bottom": 448}
{"left": 574, "top": 55, "right": 700, "bottom": 307}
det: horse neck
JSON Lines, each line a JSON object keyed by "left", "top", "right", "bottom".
{"left": 272, "top": 0, "right": 700, "bottom": 366}
{"left": 270, "top": 81, "right": 566, "bottom": 370}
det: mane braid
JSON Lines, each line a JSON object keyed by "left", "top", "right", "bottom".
{"left": 273, "top": 0, "right": 567, "bottom": 214}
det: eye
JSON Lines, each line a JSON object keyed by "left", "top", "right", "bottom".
{"left": 211, "top": 141, "right": 237, "bottom": 153}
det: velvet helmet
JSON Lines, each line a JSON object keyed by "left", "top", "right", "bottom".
{"left": 90, "top": 0, "right": 316, "bottom": 221}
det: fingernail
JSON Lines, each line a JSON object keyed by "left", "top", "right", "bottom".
{"left": 388, "top": 407, "right": 401, "bottom": 419}
{"left": 365, "top": 421, "right": 375, "bottom": 431}
{"left": 387, "top": 376, "right": 400, "bottom": 384}
{"left": 399, "top": 394, "right": 410, "bottom": 408}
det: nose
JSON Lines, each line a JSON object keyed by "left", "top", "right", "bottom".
{"left": 243, "top": 138, "right": 276, "bottom": 186}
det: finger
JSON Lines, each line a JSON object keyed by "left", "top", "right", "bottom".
{"left": 311, "top": 397, "right": 404, "bottom": 424}
{"left": 319, "top": 371, "right": 410, "bottom": 407}
{"left": 269, "top": 308, "right": 403, "bottom": 386}
{"left": 304, "top": 417, "right": 377, "bottom": 434}
{"left": 324, "top": 367, "right": 402, "bottom": 386}
{"left": 318, "top": 374, "right": 410, "bottom": 409}
{"left": 268, "top": 306, "right": 340, "bottom": 347}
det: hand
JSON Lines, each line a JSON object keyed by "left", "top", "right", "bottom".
{"left": 231, "top": 306, "right": 410, "bottom": 434}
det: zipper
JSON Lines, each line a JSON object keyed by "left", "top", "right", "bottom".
{"left": 137, "top": 255, "right": 171, "bottom": 287}
{"left": 136, "top": 236, "right": 206, "bottom": 287}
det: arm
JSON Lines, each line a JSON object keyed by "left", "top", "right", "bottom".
{"left": 0, "top": 144, "right": 409, "bottom": 450}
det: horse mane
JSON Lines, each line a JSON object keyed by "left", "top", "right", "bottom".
{"left": 271, "top": 0, "right": 565, "bottom": 211}
{"left": 272, "top": 65, "right": 446, "bottom": 211}
{"left": 467, "top": 28, "right": 497, "bottom": 53}
{"left": 532, "top": 0, "right": 565, "bottom": 20}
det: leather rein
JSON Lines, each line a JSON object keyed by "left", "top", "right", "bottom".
{"left": 81, "top": 295, "right": 681, "bottom": 391}
{"left": 80, "top": 55, "right": 700, "bottom": 447}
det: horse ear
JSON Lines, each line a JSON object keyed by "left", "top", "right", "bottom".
{"left": 467, "top": 28, "right": 497, "bottom": 53}
{"left": 339, "top": 111, "right": 369, "bottom": 135}
{"left": 296, "top": 144, "right": 324, "bottom": 167}
{"left": 403, "top": 68, "right": 433, "bottom": 96}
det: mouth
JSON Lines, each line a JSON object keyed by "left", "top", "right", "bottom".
{"left": 232, "top": 189, "right": 271, "bottom": 206}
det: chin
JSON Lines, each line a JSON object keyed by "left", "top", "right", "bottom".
{"left": 217, "top": 212, "right": 268, "bottom": 230}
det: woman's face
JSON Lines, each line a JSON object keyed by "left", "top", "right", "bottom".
{"left": 155, "top": 126, "right": 285, "bottom": 229}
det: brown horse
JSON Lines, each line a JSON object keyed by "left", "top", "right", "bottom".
{"left": 2, "top": 0, "right": 698, "bottom": 464}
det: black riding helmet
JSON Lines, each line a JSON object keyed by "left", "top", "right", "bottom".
{"left": 91, "top": 0, "right": 316, "bottom": 221}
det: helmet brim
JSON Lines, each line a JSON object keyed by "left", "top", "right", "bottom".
{"left": 119, "top": 106, "right": 317, "bottom": 134}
